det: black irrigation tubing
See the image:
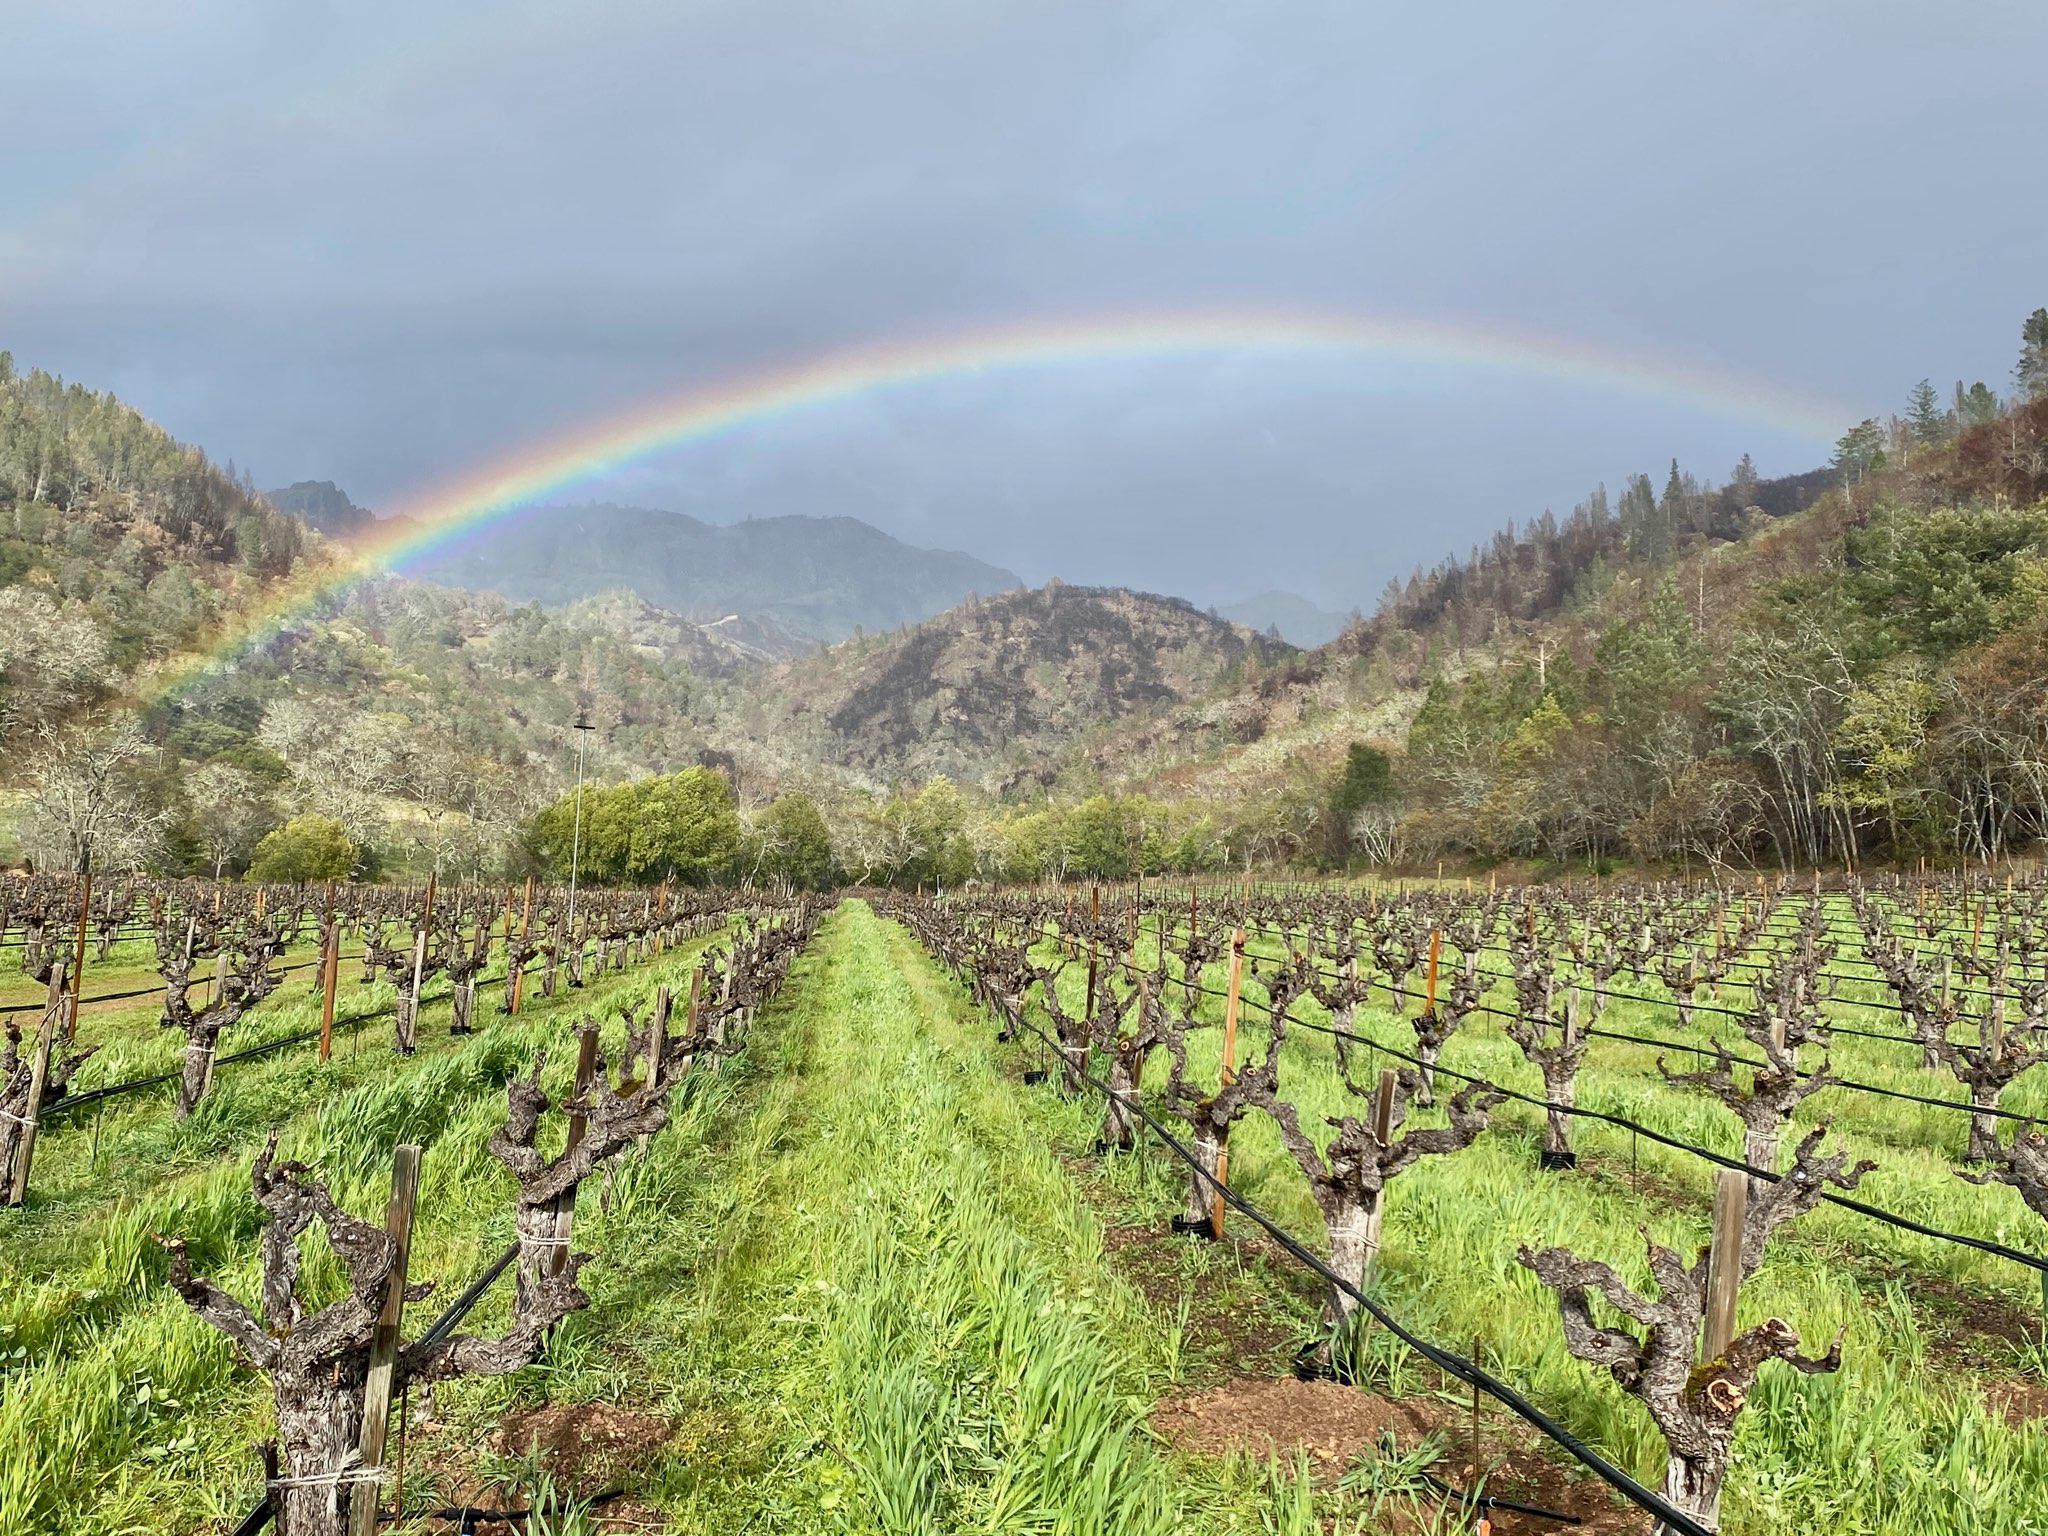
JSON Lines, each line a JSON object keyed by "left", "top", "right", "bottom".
{"left": 40, "top": 943, "right": 572, "bottom": 1108}
{"left": 1222, "top": 912, "right": 2041, "bottom": 1026}
{"left": 985, "top": 1000, "right": 1716, "bottom": 1536}
{"left": 1569, "top": 1020, "right": 2045, "bottom": 1127}
{"left": 1152, "top": 923, "right": 2038, "bottom": 1122}
{"left": 1415, "top": 1465, "right": 1581, "bottom": 1525}
{"left": 35, "top": 937, "right": 702, "bottom": 1118}
{"left": 1001, "top": 923, "right": 2048, "bottom": 1276}
{"left": 1265, "top": 1004, "right": 2048, "bottom": 1277}
{"left": 40, "top": 1004, "right": 396, "bottom": 1116}
{"left": 1107, "top": 894, "right": 2048, "bottom": 992}
{"left": 0, "top": 957, "right": 326, "bottom": 1016}
{"left": 1171, "top": 965, "right": 2048, "bottom": 1138}
{"left": 1147, "top": 914, "right": 1969, "bottom": 1052}
{"left": 231, "top": 1240, "right": 528, "bottom": 1535}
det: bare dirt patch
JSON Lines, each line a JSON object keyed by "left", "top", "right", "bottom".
{"left": 1153, "top": 1374, "right": 1432, "bottom": 1463}
{"left": 1096, "top": 1210, "right": 1324, "bottom": 1383}
{"left": 493, "top": 1399, "right": 674, "bottom": 1483}
{"left": 401, "top": 1399, "right": 673, "bottom": 1533}
{"left": 1153, "top": 1375, "right": 1640, "bottom": 1534}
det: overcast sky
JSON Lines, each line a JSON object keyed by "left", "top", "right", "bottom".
{"left": 4, "top": 1, "right": 2043, "bottom": 610}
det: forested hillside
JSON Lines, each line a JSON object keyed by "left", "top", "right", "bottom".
{"left": 1339, "top": 331, "right": 2048, "bottom": 873}
{"left": 6, "top": 315, "right": 2047, "bottom": 888}
{"left": 709, "top": 582, "right": 1296, "bottom": 792}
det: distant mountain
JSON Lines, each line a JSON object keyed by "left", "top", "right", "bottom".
{"left": 396, "top": 502, "right": 1022, "bottom": 647}
{"left": 717, "top": 581, "right": 1297, "bottom": 790}
{"left": 267, "top": 480, "right": 376, "bottom": 537}
{"left": 1218, "top": 590, "right": 1352, "bottom": 648}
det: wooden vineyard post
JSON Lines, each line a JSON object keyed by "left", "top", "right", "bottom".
{"left": 548, "top": 1027, "right": 601, "bottom": 1278}
{"left": 1702, "top": 1168, "right": 1747, "bottom": 1363}
{"left": 1084, "top": 884, "right": 1100, "bottom": 1018}
{"left": 1360, "top": 1068, "right": 1397, "bottom": 1293}
{"left": 319, "top": 921, "right": 341, "bottom": 1063}
{"left": 5, "top": 965, "right": 66, "bottom": 1206}
{"left": 638, "top": 985, "right": 673, "bottom": 1157}
{"left": 675, "top": 966, "right": 704, "bottom": 1078}
{"left": 349, "top": 1143, "right": 422, "bottom": 1536}
{"left": 403, "top": 929, "right": 427, "bottom": 1053}
{"left": 1425, "top": 928, "right": 1442, "bottom": 1015}
{"left": 648, "top": 984, "right": 673, "bottom": 1092}
{"left": 66, "top": 862, "right": 91, "bottom": 1043}
{"left": 1210, "top": 928, "right": 1246, "bottom": 1239}
{"left": 511, "top": 877, "right": 534, "bottom": 1014}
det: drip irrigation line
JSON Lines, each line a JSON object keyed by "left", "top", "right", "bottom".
{"left": 1080, "top": 932, "right": 2038, "bottom": 1128}
{"left": 37, "top": 925, "right": 739, "bottom": 1119}
{"left": 417, "top": 1241, "right": 521, "bottom": 1346}
{"left": 979, "top": 983, "right": 1716, "bottom": 1536}
{"left": 1570, "top": 1021, "right": 2043, "bottom": 1126}
{"left": 980, "top": 917, "right": 2048, "bottom": 1274}
{"left": 1265, "top": 1006, "right": 2048, "bottom": 1276}
{"left": 0, "top": 958, "right": 325, "bottom": 1016}
{"left": 1415, "top": 1465, "right": 1581, "bottom": 1525}
{"left": 1222, "top": 911, "right": 2041, "bottom": 1025}
{"left": 40, "top": 1004, "right": 396, "bottom": 1116}
{"left": 1179, "top": 966, "right": 2048, "bottom": 1187}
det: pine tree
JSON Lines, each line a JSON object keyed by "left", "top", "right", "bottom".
{"left": 2020, "top": 307, "right": 2048, "bottom": 402}
{"left": 1907, "top": 379, "right": 1949, "bottom": 445}
{"left": 1832, "top": 419, "right": 1886, "bottom": 482}
{"left": 1652, "top": 459, "right": 1684, "bottom": 555}
{"left": 1730, "top": 453, "right": 1760, "bottom": 506}
{"left": 1618, "top": 472, "right": 1659, "bottom": 560}
{"left": 1956, "top": 380, "right": 2001, "bottom": 427}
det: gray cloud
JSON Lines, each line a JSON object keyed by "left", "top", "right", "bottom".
{"left": 4, "top": 0, "right": 2043, "bottom": 608}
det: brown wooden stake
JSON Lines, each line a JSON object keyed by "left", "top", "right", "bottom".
{"left": 1702, "top": 1168, "right": 1747, "bottom": 1362}
{"left": 5, "top": 966, "right": 65, "bottom": 1205}
{"left": 1359, "top": 1068, "right": 1397, "bottom": 1292}
{"left": 511, "top": 876, "right": 535, "bottom": 1014}
{"left": 1084, "top": 884, "right": 1100, "bottom": 1014}
{"left": 1425, "top": 928, "right": 1442, "bottom": 1014}
{"left": 1219, "top": 929, "right": 1245, "bottom": 1085}
{"left": 404, "top": 930, "right": 427, "bottom": 1049}
{"left": 648, "top": 985, "right": 672, "bottom": 1091}
{"left": 66, "top": 863, "right": 91, "bottom": 1043}
{"left": 1209, "top": 930, "right": 1247, "bottom": 1240}
{"left": 350, "top": 1143, "right": 422, "bottom": 1536}
{"left": 547, "top": 1028, "right": 601, "bottom": 1277}
{"left": 319, "top": 923, "right": 340, "bottom": 1063}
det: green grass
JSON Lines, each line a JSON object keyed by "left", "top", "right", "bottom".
{"left": 19, "top": 889, "right": 2043, "bottom": 1533}
{"left": 0, "top": 923, "right": 732, "bottom": 1535}
{"left": 527, "top": 898, "right": 1303, "bottom": 1534}
{"left": 993, "top": 900, "right": 2048, "bottom": 1535}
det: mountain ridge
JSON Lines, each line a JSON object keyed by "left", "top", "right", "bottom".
{"left": 385, "top": 500, "right": 1022, "bottom": 648}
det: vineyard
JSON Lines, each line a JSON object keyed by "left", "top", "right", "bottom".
{"left": 4, "top": 873, "right": 2048, "bottom": 1534}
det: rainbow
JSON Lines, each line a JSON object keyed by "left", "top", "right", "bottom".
{"left": 138, "top": 305, "right": 1856, "bottom": 704}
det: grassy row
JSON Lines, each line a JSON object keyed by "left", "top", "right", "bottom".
{"left": 0, "top": 925, "right": 731, "bottom": 1535}
{"left": 989, "top": 907, "right": 2048, "bottom": 1534}
{"left": 537, "top": 899, "right": 1321, "bottom": 1533}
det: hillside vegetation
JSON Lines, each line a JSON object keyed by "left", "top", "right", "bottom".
{"left": 5, "top": 314, "right": 2048, "bottom": 884}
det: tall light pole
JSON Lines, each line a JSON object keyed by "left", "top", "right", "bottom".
{"left": 565, "top": 712, "right": 596, "bottom": 939}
